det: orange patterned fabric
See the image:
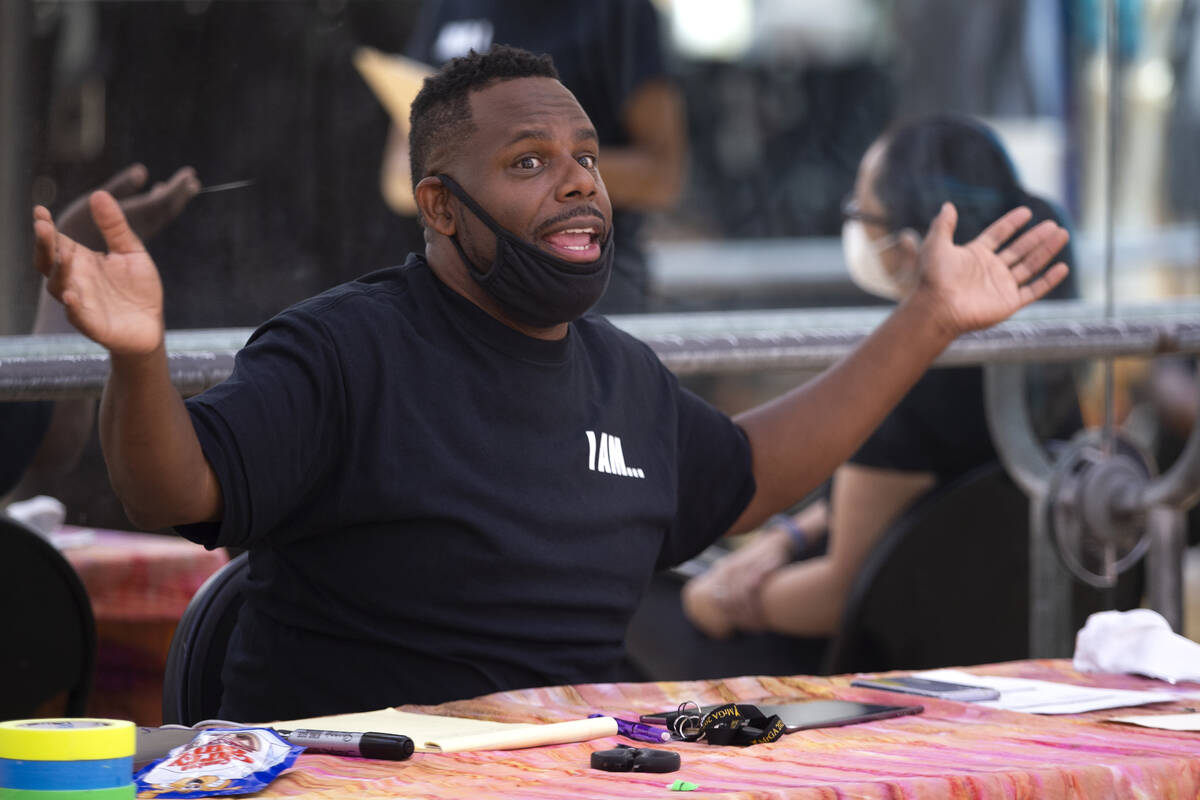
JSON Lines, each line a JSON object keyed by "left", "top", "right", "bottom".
{"left": 62, "top": 527, "right": 229, "bottom": 725}
{"left": 63, "top": 526, "right": 229, "bottom": 620}
{"left": 196, "top": 660, "right": 1200, "bottom": 799}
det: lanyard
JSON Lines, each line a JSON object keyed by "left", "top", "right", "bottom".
{"left": 670, "top": 703, "right": 787, "bottom": 747}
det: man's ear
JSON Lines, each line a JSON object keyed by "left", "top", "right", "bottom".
{"left": 415, "top": 176, "right": 456, "bottom": 236}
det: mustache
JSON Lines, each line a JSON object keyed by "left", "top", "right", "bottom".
{"left": 533, "top": 205, "right": 609, "bottom": 238}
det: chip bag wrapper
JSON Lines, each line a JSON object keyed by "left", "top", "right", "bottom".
{"left": 135, "top": 727, "right": 304, "bottom": 797}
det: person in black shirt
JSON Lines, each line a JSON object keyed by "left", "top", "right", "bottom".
{"left": 0, "top": 405, "right": 54, "bottom": 499}
{"left": 33, "top": 48, "right": 1070, "bottom": 721}
{"left": 683, "top": 116, "right": 1082, "bottom": 642}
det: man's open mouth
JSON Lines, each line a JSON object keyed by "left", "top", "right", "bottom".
{"left": 541, "top": 225, "right": 603, "bottom": 263}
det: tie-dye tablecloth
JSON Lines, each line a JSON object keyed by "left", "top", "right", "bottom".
{"left": 62, "top": 526, "right": 229, "bottom": 620}
{"left": 223, "top": 659, "right": 1200, "bottom": 799}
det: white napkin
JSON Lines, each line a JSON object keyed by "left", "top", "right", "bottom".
{"left": 1073, "top": 609, "right": 1200, "bottom": 684}
{"left": 5, "top": 494, "right": 67, "bottom": 537}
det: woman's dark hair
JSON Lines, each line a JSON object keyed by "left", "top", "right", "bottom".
{"left": 873, "top": 115, "right": 1076, "bottom": 298}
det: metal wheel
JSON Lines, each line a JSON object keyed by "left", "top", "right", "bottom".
{"left": 1043, "top": 431, "right": 1156, "bottom": 588}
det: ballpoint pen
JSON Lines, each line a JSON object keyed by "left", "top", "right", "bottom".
{"left": 589, "top": 714, "right": 672, "bottom": 743}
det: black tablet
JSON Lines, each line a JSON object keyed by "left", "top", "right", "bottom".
{"left": 639, "top": 700, "right": 923, "bottom": 733}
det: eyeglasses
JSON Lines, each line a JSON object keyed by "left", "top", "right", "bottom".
{"left": 841, "top": 194, "right": 891, "bottom": 228}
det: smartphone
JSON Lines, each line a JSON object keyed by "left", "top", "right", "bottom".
{"left": 638, "top": 699, "right": 923, "bottom": 733}
{"left": 850, "top": 675, "right": 1000, "bottom": 702}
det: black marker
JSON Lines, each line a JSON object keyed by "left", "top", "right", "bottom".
{"left": 273, "top": 728, "right": 414, "bottom": 760}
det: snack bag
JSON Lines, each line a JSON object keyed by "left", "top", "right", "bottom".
{"left": 135, "top": 727, "right": 303, "bottom": 797}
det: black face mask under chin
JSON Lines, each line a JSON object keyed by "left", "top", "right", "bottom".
{"left": 438, "top": 174, "right": 614, "bottom": 328}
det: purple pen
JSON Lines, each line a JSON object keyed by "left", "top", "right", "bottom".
{"left": 590, "top": 714, "right": 672, "bottom": 743}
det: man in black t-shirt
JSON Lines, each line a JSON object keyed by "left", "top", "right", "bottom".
{"left": 33, "top": 46, "right": 1071, "bottom": 721}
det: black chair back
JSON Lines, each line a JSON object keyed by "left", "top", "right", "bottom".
{"left": 161, "top": 551, "right": 249, "bottom": 725}
{"left": 823, "top": 460, "right": 1143, "bottom": 674}
{"left": 0, "top": 514, "right": 96, "bottom": 718}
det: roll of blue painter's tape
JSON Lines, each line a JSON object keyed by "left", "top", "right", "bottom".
{"left": 0, "top": 756, "right": 133, "bottom": 791}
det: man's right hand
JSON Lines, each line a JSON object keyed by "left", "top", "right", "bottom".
{"left": 33, "top": 190, "right": 167, "bottom": 357}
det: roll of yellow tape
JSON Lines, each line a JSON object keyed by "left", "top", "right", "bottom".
{"left": 0, "top": 719, "right": 135, "bottom": 761}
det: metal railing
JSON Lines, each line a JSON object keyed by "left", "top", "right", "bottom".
{"left": 2, "top": 298, "right": 1199, "bottom": 400}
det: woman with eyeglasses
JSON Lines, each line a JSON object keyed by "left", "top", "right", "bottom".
{"left": 681, "top": 115, "right": 1082, "bottom": 645}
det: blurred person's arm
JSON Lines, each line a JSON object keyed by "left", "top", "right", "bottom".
{"left": 724, "top": 206, "right": 1067, "bottom": 538}
{"left": 13, "top": 165, "right": 200, "bottom": 498}
{"left": 755, "top": 465, "right": 934, "bottom": 637}
{"left": 689, "top": 206, "right": 1069, "bottom": 639}
{"left": 1150, "top": 359, "right": 1199, "bottom": 437}
{"left": 684, "top": 466, "right": 933, "bottom": 638}
{"left": 683, "top": 498, "right": 829, "bottom": 638}
{"left": 592, "top": 78, "right": 687, "bottom": 211}
{"left": 32, "top": 186, "right": 220, "bottom": 531}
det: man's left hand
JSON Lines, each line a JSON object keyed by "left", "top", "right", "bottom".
{"left": 916, "top": 203, "right": 1070, "bottom": 338}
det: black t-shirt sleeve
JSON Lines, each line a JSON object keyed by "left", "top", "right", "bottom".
{"left": 849, "top": 367, "right": 995, "bottom": 479}
{"left": 179, "top": 309, "right": 347, "bottom": 549}
{"left": 659, "top": 386, "right": 756, "bottom": 568}
{"left": 0, "top": 401, "right": 54, "bottom": 496}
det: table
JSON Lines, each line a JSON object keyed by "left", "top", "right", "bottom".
{"left": 234, "top": 660, "right": 1200, "bottom": 799}
{"left": 60, "top": 526, "right": 229, "bottom": 726}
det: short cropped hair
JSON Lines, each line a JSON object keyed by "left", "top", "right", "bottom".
{"left": 409, "top": 45, "right": 559, "bottom": 189}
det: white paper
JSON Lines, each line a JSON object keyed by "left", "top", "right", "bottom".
{"left": 914, "top": 669, "right": 1180, "bottom": 714}
{"left": 1106, "top": 712, "right": 1200, "bottom": 731}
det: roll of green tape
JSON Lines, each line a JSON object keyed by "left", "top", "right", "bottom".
{"left": 0, "top": 783, "right": 135, "bottom": 799}
{"left": 0, "top": 720, "right": 135, "bottom": 761}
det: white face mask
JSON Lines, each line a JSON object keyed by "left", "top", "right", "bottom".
{"left": 841, "top": 220, "right": 914, "bottom": 301}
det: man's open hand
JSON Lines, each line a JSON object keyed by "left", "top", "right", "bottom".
{"left": 916, "top": 203, "right": 1070, "bottom": 337}
{"left": 33, "top": 192, "right": 167, "bottom": 357}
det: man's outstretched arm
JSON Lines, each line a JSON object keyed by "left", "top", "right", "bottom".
{"left": 33, "top": 190, "right": 222, "bottom": 530}
{"left": 727, "top": 203, "right": 1070, "bottom": 535}
{"left": 14, "top": 165, "right": 200, "bottom": 501}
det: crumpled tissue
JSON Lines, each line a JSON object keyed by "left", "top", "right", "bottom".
{"left": 1073, "top": 608, "right": 1200, "bottom": 684}
{"left": 5, "top": 494, "right": 66, "bottom": 537}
